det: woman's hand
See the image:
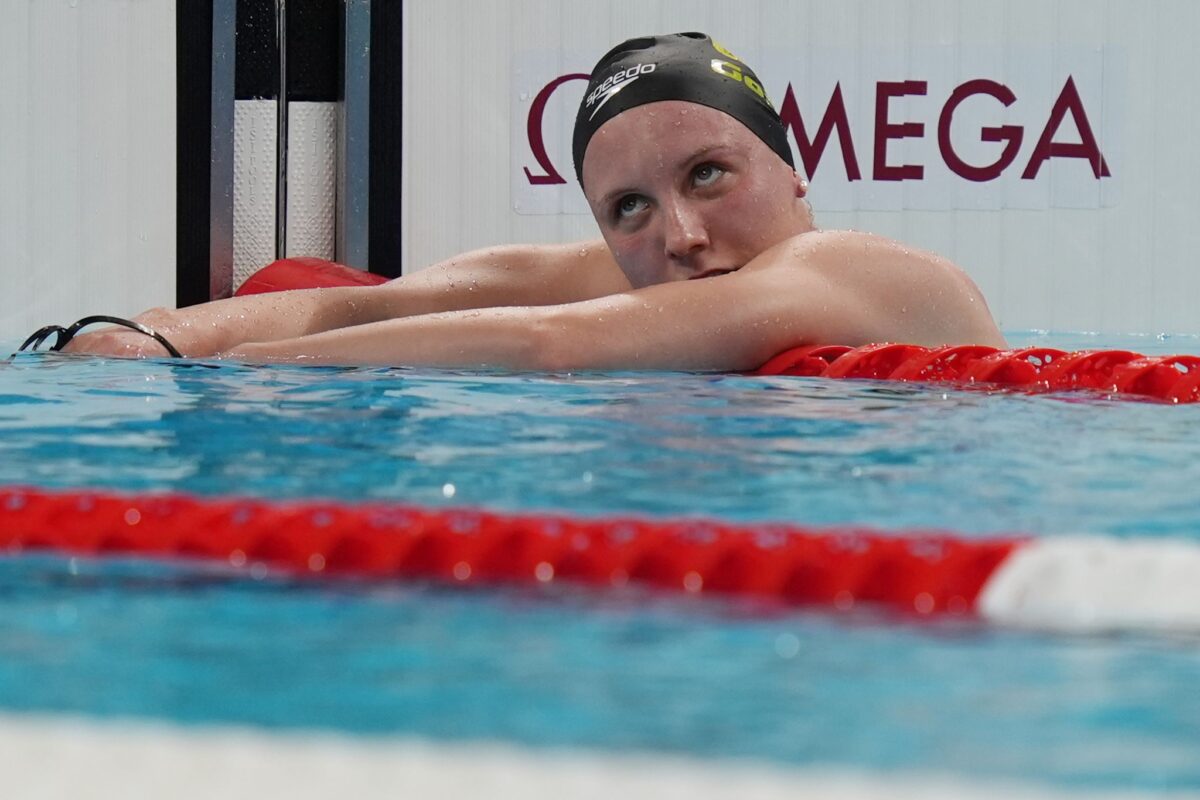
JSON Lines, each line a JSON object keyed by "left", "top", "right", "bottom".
{"left": 61, "top": 308, "right": 203, "bottom": 358}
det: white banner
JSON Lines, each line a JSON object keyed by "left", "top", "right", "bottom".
{"left": 512, "top": 45, "right": 1122, "bottom": 214}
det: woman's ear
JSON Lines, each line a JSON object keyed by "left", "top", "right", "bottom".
{"left": 794, "top": 171, "right": 809, "bottom": 199}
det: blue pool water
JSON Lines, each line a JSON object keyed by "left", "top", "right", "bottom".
{"left": 0, "top": 332, "right": 1198, "bottom": 792}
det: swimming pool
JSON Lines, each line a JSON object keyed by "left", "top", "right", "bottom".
{"left": 0, "top": 331, "right": 1198, "bottom": 797}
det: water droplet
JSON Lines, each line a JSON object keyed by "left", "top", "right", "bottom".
{"left": 774, "top": 633, "right": 800, "bottom": 659}
{"left": 914, "top": 593, "right": 936, "bottom": 614}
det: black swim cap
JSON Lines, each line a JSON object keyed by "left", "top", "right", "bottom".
{"left": 572, "top": 32, "right": 795, "bottom": 187}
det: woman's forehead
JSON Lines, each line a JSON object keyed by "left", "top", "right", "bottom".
{"left": 592, "top": 100, "right": 747, "bottom": 141}
{"left": 581, "top": 102, "right": 760, "bottom": 187}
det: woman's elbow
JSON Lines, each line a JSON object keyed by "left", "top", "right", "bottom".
{"left": 520, "top": 315, "right": 594, "bottom": 372}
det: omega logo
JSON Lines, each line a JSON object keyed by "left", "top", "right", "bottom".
{"left": 523, "top": 73, "right": 1111, "bottom": 186}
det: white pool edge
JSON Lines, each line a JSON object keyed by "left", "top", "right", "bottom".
{"left": 0, "top": 714, "right": 1191, "bottom": 800}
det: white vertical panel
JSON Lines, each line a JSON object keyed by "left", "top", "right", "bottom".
{"left": 285, "top": 102, "right": 338, "bottom": 262}
{"left": 233, "top": 100, "right": 277, "bottom": 287}
{"left": 0, "top": 0, "right": 174, "bottom": 344}
{"left": 233, "top": 98, "right": 339, "bottom": 287}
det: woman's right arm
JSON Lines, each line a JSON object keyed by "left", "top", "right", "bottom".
{"left": 65, "top": 240, "right": 629, "bottom": 357}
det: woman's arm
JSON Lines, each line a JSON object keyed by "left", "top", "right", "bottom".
{"left": 223, "top": 263, "right": 827, "bottom": 371}
{"left": 221, "top": 231, "right": 1005, "bottom": 370}
{"left": 64, "top": 241, "right": 629, "bottom": 357}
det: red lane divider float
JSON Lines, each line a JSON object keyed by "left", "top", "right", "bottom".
{"left": 7, "top": 486, "right": 1200, "bottom": 632}
{"left": 753, "top": 343, "right": 1200, "bottom": 403}
{"left": 238, "top": 258, "right": 1200, "bottom": 404}
{"left": 0, "top": 487, "right": 1021, "bottom": 617}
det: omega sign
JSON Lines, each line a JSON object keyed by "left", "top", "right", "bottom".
{"left": 513, "top": 48, "right": 1119, "bottom": 214}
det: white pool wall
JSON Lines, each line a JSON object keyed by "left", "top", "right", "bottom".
{"left": 0, "top": 714, "right": 1186, "bottom": 800}
{"left": 0, "top": 1, "right": 175, "bottom": 343}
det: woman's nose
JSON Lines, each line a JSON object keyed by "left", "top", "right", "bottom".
{"left": 662, "top": 200, "right": 709, "bottom": 260}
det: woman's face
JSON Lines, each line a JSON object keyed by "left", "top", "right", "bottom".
{"left": 581, "top": 101, "right": 812, "bottom": 289}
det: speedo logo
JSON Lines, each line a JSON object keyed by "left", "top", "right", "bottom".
{"left": 585, "top": 62, "right": 657, "bottom": 119}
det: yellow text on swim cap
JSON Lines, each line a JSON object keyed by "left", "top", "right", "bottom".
{"left": 710, "top": 39, "right": 742, "bottom": 63}
{"left": 710, "top": 59, "right": 769, "bottom": 104}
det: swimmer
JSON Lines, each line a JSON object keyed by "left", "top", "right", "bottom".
{"left": 68, "top": 32, "right": 1005, "bottom": 369}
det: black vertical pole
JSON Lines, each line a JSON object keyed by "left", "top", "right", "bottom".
{"left": 176, "top": 0, "right": 215, "bottom": 308}
{"left": 369, "top": 0, "right": 403, "bottom": 278}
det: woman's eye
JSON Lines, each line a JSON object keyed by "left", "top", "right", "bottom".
{"left": 693, "top": 163, "right": 725, "bottom": 186}
{"left": 616, "top": 195, "right": 647, "bottom": 219}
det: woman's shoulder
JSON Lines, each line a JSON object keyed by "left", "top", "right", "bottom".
{"left": 769, "top": 229, "right": 936, "bottom": 260}
{"left": 760, "top": 229, "right": 965, "bottom": 282}
{"left": 749, "top": 229, "right": 1004, "bottom": 347}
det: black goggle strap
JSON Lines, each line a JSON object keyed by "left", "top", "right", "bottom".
{"left": 17, "top": 324, "right": 69, "bottom": 353}
{"left": 16, "top": 315, "right": 183, "bottom": 358}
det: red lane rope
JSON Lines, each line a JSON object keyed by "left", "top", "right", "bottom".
{"left": 0, "top": 487, "right": 1023, "bottom": 617}
{"left": 753, "top": 343, "right": 1200, "bottom": 404}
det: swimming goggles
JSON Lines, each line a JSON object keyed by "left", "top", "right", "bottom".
{"left": 17, "top": 315, "right": 183, "bottom": 358}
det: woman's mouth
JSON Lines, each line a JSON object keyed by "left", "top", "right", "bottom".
{"left": 688, "top": 267, "right": 739, "bottom": 280}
